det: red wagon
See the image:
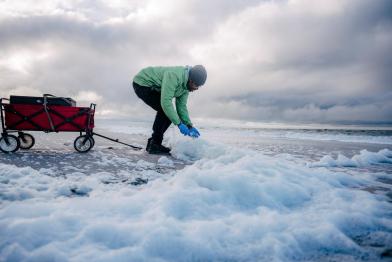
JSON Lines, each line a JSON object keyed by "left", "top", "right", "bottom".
{"left": 1, "top": 94, "right": 96, "bottom": 153}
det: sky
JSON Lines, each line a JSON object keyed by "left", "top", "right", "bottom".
{"left": 0, "top": 0, "right": 391, "bottom": 125}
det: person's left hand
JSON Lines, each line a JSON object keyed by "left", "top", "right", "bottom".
{"left": 189, "top": 127, "right": 200, "bottom": 138}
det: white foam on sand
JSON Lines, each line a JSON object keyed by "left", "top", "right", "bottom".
{"left": 281, "top": 131, "right": 392, "bottom": 145}
{"left": 0, "top": 138, "right": 391, "bottom": 261}
{"left": 309, "top": 149, "right": 392, "bottom": 168}
{"left": 157, "top": 157, "right": 175, "bottom": 167}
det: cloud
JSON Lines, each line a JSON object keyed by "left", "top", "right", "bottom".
{"left": 0, "top": 0, "right": 391, "bottom": 125}
{"left": 191, "top": 0, "right": 392, "bottom": 124}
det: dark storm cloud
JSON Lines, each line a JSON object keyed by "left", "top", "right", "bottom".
{"left": 0, "top": 0, "right": 391, "bottom": 124}
{"left": 0, "top": 0, "right": 264, "bottom": 117}
{"left": 221, "top": 90, "right": 392, "bottom": 124}
{"left": 189, "top": 0, "right": 392, "bottom": 124}
{"left": 0, "top": 12, "right": 202, "bottom": 109}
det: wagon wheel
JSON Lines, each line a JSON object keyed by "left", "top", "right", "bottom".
{"left": 18, "top": 133, "right": 35, "bottom": 150}
{"left": 0, "top": 135, "right": 20, "bottom": 153}
{"left": 74, "top": 135, "right": 93, "bottom": 153}
{"left": 89, "top": 136, "right": 95, "bottom": 149}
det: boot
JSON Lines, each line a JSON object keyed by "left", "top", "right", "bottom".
{"left": 146, "top": 138, "right": 153, "bottom": 152}
{"left": 159, "top": 144, "right": 171, "bottom": 153}
{"left": 146, "top": 139, "right": 171, "bottom": 155}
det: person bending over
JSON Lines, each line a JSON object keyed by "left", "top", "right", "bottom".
{"left": 132, "top": 65, "right": 207, "bottom": 155}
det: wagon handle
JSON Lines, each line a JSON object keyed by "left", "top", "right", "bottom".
{"left": 92, "top": 132, "right": 143, "bottom": 150}
{"left": 43, "top": 95, "right": 56, "bottom": 131}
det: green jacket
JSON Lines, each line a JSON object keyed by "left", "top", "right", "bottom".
{"left": 133, "top": 66, "right": 192, "bottom": 126}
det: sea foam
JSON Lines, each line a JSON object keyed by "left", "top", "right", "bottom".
{"left": 0, "top": 138, "right": 391, "bottom": 261}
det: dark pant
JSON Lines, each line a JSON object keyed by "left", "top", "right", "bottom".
{"left": 133, "top": 82, "right": 171, "bottom": 145}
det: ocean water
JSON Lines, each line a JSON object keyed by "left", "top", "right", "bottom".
{"left": 98, "top": 118, "right": 392, "bottom": 166}
{"left": 0, "top": 119, "right": 391, "bottom": 261}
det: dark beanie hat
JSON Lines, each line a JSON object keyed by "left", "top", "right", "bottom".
{"left": 189, "top": 65, "right": 207, "bottom": 86}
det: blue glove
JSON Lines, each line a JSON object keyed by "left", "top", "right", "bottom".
{"left": 189, "top": 127, "right": 200, "bottom": 138}
{"left": 178, "top": 123, "right": 190, "bottom": 136}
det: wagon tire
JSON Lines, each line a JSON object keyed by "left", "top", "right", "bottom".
{"left": 89, "top": 136, "right": 95, "bottom": 149}
{"left": 0, "top": 135, "right": 20, "bottom": 153}
{"left": 74, "top": 135, "right": 93, "bottom": 153}
{"left": 19, "top": 133, "right": 35, "bottom": 150}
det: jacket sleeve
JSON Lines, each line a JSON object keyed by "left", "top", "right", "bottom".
{"left": 176, "top": 93, "right": 192, "bottom": 126}
{"left": 161, "top": 71, "right": 182, "bottom": 125}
